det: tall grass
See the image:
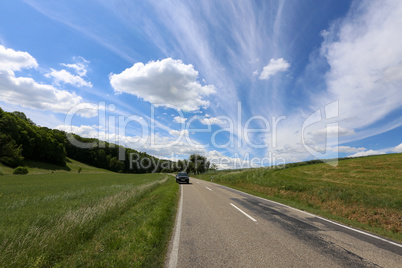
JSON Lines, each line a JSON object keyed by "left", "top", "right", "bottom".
{"left": 0, "top": 172, "right": 178, "bottom": 267}
{"left": 196, "top": 154, "right": 402, "bottom": 242}
{"left": 55, "top": 177, "right": 179, "bottom": 267}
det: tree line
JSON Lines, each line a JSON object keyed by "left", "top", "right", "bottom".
{"left": 0, "top": 107, "right": 212, "bottom": 174}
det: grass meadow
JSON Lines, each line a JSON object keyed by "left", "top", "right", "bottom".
{"left": 0, "top": 170, "right": 179, "bottom": 267}
{"left": 195, "top": 154, "right": 402, "bottom": 242}
{"left": 0, "top": 157, "right": 113, "bottom": 175}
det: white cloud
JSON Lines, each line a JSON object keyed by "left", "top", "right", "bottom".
{"left": 320, "top": 0, "right": 402, "bottom": 130}
{"left": 0, "top": 45, "right": 97, "bottom": 117}
{"left": 46, "top": 68, "right": 92, "bottom": 88}
{"left": 259, "top": 58, "right": 290, "bottom": 80}
{"left": 169, "top": 129, "right": 189, "bottom": 136}
{"left": 46, "top": 57, "right": 91, "bottom": 88}
{"left": 0, "top": 44, "right": 38, "bottom": 71}
{"left": 270, "top": 1, "right": 402, "bottom": 163}
{"left": 61, "top": 56, "right": 89, "bottom": 76}
{"left": 109, "top": 58, "right": 215, "bottom": 111}
{"left": 173, "top": 116, "right": 187, "bottom": 124}
{"left": 199, "top": 117, "right": 227, "bottom": 126}
{"left": 56, "top": 124, "right": 100, "bottom": 138}
{"left": 206, "top": 150, "right": 261, "bottom": 170}
{"left": 393, "top": 143, "right": 402, "bottom": 153}
{"left": 62, "top": 63, "right": 87, "bottom": 76}
{"left": 311, "top": 126, "right": 355, "bottom": 138}
{"left": 348, "top": 150, "right": 385, "bottom": 158}
{"left": 0, "top": 72, "right": 98, "bottom": 117}
{"left": 56, "top": 123, "right": 262, "bottom": 169}
{"left": 59, "top": 123, "right": 207, "bottom": 159}
{"left": 332, "top": 146, "right": 366, "bottom": 153}
{"left": 57, "top": 122, "right": 272, "bottom": 170}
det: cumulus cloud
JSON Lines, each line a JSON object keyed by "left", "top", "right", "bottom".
{"left": 56, "top": 124, "right": 100, "bottom": 138}
{"left": 109, "top": 58, "right": 215, "bottom": 111}
{"left": 393, "top": 143, "right": 402, "bottom": 153}
{"left": 0, "top": 72, "right": 98, "bottom": 117}
{"left": 320, "top": 0, "right": 402, "bottom": 130}
{"left": 259, "top": 58, "right": 290, "bottom": 80}
{"left": 0, "top": 45, "right": 97, "bottom": 117}
{"left": 348, "top": 150, "right": 385, "bottom": 158}
{"left": 173, "top": 116, "right": 187, "bottom": 124}
{"left": 169, "top": 129, "right": 189, "bottom": 136}
{"left": 0, "top": 44, "right": 38, "bottom": 71}
{"left": 46, "top": 68, "right": 92, "bottom": 87}
{"left": 46, "top": 57, "right": 92, "bottom": 87}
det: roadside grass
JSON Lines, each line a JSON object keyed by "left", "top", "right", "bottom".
{"left": 55, "top": 177, "right": 179, "bottom": 267}
{"left": 195, "top": 153, "right": 402, "bottom": 242}
{"left": 0, "top": 172, "right": 179, "bottom": 267}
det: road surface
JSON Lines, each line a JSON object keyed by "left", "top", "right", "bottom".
{"left": 166, "top": 177, "right": 402, "bottom": 267}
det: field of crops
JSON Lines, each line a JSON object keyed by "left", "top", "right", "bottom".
{"left": 195, "top": 154, "right": 402, "bottom": 242}
{"left": 0, "top": 171, "right": 179, "bottom": 267}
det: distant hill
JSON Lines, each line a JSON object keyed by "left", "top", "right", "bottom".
{"left": 0, "top": 157, "right": 113, "bottom": 175}
{"left": 0, "top": 107, "right": 177, "bottom": 173}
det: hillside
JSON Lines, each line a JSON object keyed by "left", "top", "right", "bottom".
{"left": 194, "top": 153, "right": 402, "bottom": 242}
{"left": 0, "top": 107, "right": 177, "bottom": 174}
{"left": 0, "top": 157, "right": 112, "bottom": 175}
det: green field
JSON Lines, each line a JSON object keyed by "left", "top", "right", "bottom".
{"left": 0, "top": 166, "right": 179, "bottom": 267}
{"left": 0, "top": 157, "right": 113, "bottom": 175}
{"left": 195, "top": 154, "right": 402, "bottom": 242}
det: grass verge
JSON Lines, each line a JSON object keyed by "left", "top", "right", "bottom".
{"left": 195, "top": 154, "right": 402, "bottom": 242}
{"left": 0, "top": 172, "right": 179, "bottom": 267}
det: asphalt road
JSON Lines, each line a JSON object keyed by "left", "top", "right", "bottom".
{"left": 166, "top": 177, "right": 402, "bottom": 268}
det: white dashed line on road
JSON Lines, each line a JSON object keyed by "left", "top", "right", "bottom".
{"left": 230, "top": 203, "right": 257, "bottom": 222}
{"left": 206, "top": 186, "right": 212, "bottom": 191}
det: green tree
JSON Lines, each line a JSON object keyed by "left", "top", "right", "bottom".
{"left": 188, "top": 154, "right": 210, "bottom": 174}
{"left": 0, "top": 133, "right": 24, "bottom": 167}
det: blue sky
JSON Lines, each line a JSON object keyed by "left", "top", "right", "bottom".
{"left": 0, "top": 0, "right": 401, "bottom": 169}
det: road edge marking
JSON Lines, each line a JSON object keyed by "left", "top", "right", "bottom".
{"left": 216, "top": 182, "right": 402, "bottom": 248}
{"left": 230, "top": 203, "right": 257, "bottom": 222}
{"left": 168, "top": 184, "right": 183, "bottom": 268}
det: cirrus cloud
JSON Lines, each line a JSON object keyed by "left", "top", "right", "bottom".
{"left": 109, "top": 58, "right": 215, "bottom": 111}
{"left": 199, "top": 116, "right": 227, "bottom": 126}
{"left": 320, "top": 0, "right": 402, "bottom": 130}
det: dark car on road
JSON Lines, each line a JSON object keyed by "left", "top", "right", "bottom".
{"left": 176, "top": 172, "right": 189, "bottom": 184}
